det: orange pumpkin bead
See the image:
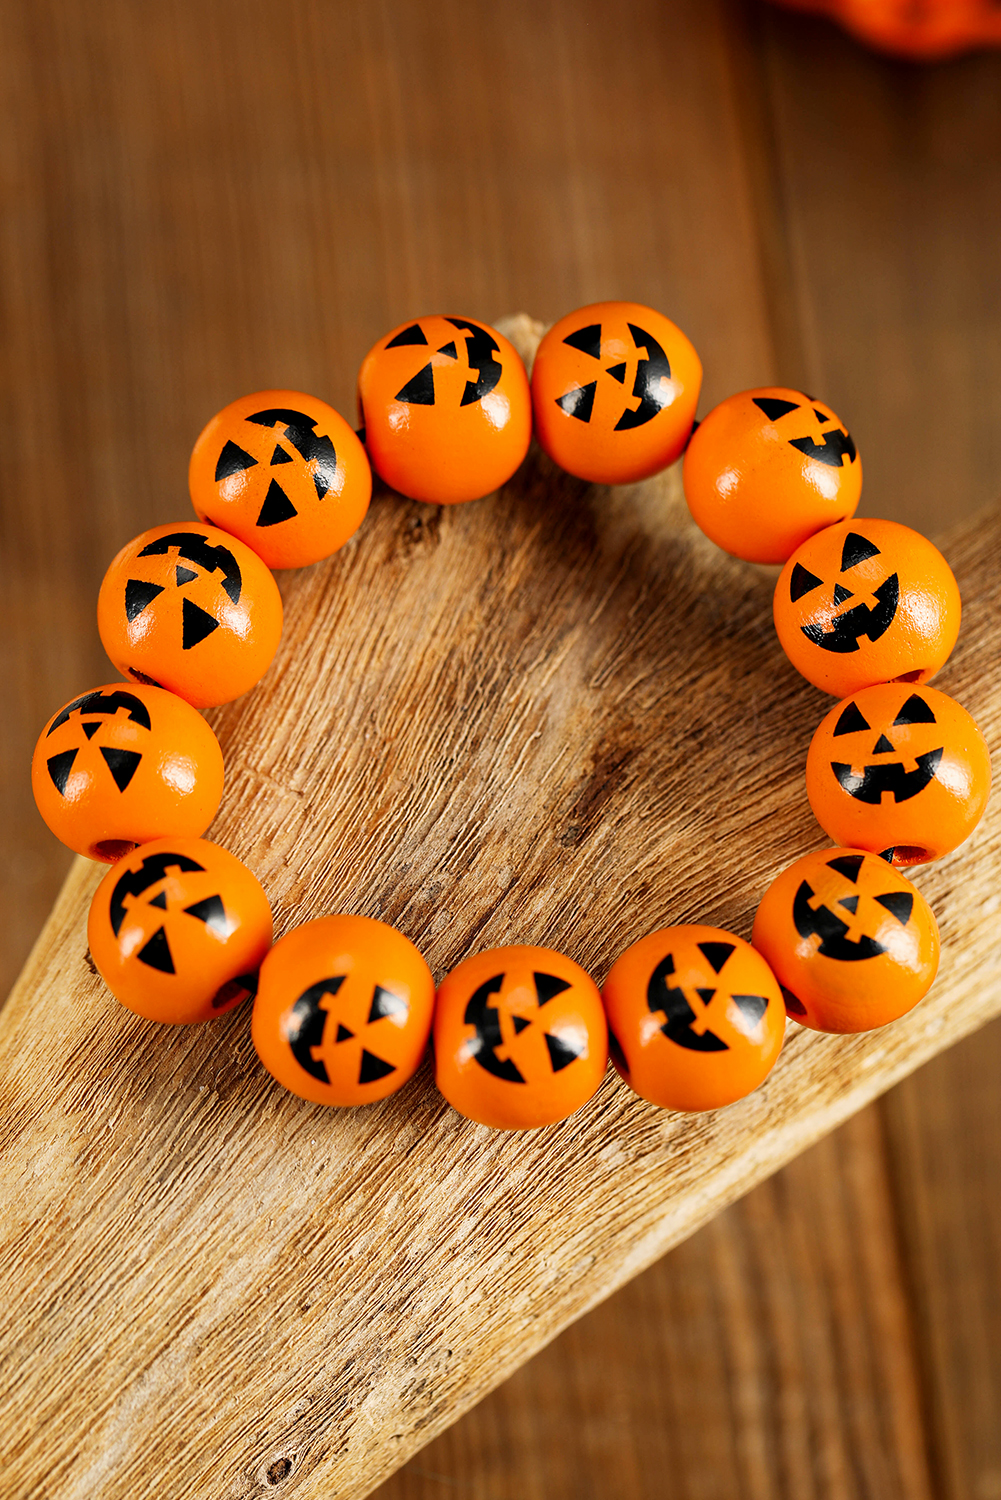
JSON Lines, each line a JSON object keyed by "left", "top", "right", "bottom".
{"left": 31, "top": 683, "right": 224, "bottom": 862}
{"left": 531, "top": 301, "right": 702, "bottom": 485}
{"left": 188, "top": 389, "right": 371, "bottom": 569}
{"left": 683, "top": 387, "right": 861, "bottom": 563}
{"left": 769, "top": 0, "right": 1001, "bottom": 62}
{"left": 773, "top": 518, "right": 961, "bottom": 697}
{"left": 97, "top": 521, "right": 283, "bottom": 708}
{"left": 433, "top": 945, "right": 607, "bottom": 1130}
{"left": 252, "top": 915, "right": 435, "bottom": 1107}
{"left": 357, "top": 316, "right": 531, "bottom": 504}
{"left": 806, "top": 683, "right": 991, "bottom": 868}
{"left": 88, "top": 836, "right": 273, "bottom": 1023}
{"left": 751, "top": 848, "right": 940, "bottom": 1033}
{"left": 602, "top": 925, "right": 785, "bottom": 1112}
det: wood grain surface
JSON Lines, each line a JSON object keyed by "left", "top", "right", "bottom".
{"left": 3, "top": 2, "right": 1001, "bottom": 1497}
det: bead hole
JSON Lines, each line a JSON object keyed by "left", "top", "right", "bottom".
{"left": 92, "top": 839, "right": 137, "bottom": 863}
{"left": 890, "top": 845, "right": 929, "bottom": 867}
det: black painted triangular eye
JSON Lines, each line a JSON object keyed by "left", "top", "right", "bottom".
{"left": 367, "top": 984, "right": 408, "bottom": 1023}
{"left": 875, "top": 891, "right": 914, "bottom": 926}
{"left": 753, "top": 396, "right": 799, "bottom": 422}
{"left": 534, "top": 971, "right": 572, "bottom": 1005}
{"left": 563, "top": 323, "right": 602, "bottom": 360}
{"left": 834, "top": 701, "right": 870, "bottom": 736}
{"left": 840, "top": 532, "right": 881, "bottom": 570}
{"left": 893, "top": 693, "right": 936, "bottom": 726}
{"left": 827, "top": 853, "right": 864, "bottom": 882}
{"left": 790, "top": 563, "right": 823, "bottom": 602}
{"left": 385, "top": 323, "right": 428, "bottom": 348}
{"left": 697, "top": 941, "right": 735, "bottom": 974}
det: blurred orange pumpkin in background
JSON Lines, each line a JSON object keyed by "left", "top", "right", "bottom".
{"left": 768, "top": 0, "right": 1001, "bottom": 59}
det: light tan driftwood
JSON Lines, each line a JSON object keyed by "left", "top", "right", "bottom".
{"left": 2, "top": 317, "right": 1000, "bottom": 1499}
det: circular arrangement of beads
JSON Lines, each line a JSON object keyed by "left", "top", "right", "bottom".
{"left": 33, "top": 301, "right": 991, "bottom": 1130}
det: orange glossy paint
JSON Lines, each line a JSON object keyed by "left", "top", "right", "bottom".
{"left": 602, "top": 925, "right": 785, "bottom": 1112}
{"left": 773, "top": 518, "right": 961, "bottom": 697}
{"left": 683, "top": 387, "right": 861, "bottom": 563}
{"left": 88, "top": 836, "right": 273, "bottom": 1023}
{"left": 31, "top": 683, "right": 224, "bottom": 862}
{"left": 433, "top": 944, "right": 607, "bottom": 1130}
{"left": 752, "top": 847, "right": 940, "bottom": 1033}
{"left": 189, "top": 389, "right": 371, "bottom": 569}
{"left": 252, "top": 915, "right": 435, "bottom": 1107}
{"left": 532, "top": 301, "right": 702, "bottom": 485}
{"left": 806, "top": 683, "right": 991, "bottom": 867}
{"left": 357, "top": 315, "right": 531, "bottom": 504}
{"left": 97, "top": 521, "right": 283, "bottom": 708}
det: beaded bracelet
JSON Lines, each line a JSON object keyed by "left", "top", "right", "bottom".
{"left": 31, "top": 301, "right": 991, "bottom": 1131}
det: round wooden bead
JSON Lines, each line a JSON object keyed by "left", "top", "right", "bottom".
{"left": 31, "top": 683, "right": 224, "bottom": 862}
{"left": 88, "top": 836, "right": 273, "bottom": 1023}
{"left": 602, "top": 925, "right": 785, "bottom": 1112}
{"left": 773, "top": 518, "right": 961, "bottom": 697}
{"left": 683, "top": 387, "right": 861, "bottom": 563}
{"left": 357, "top": 315, "right": 532, "bottom": 504}
{"left": 806, "top": 683, "right": 991, "bottom": 867}
{"left": 251, "top": 915, "right": 435, "bottom": 1107}
{"left": 433, "top": 945, "right": 607, "bottom": 1130}
{"left": 751, "top": 847, "right": 940, "bottom": 1033}
{"left": 97, "top": 520, "right": 283, "bottom": 708}
{"left": 531, "top": 301, "right": 702, "bottom": 485}
{"left": 188, "top": 388, "right": 371, "bottom": 569}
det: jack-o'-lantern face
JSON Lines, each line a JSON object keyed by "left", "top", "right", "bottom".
{"left": 806, "top": 682, "right": 992, "bottom": 866}
{"left": 188, "top": 389, "right": 371, "bottom": 569}
{"left": 602, "top": 925, "right": 785, "bottom": 1112}
{"left": 97, "top": 521, "right": 283, "bottom": 708}
{"left": 31, "top": 682, "right": 224, "bottom": 861}
{"left": 751, "top": 847, "right": 940, "bottom": 1033}
{"left": 682, "top": 386, "right": 862, "bottom": 565}
{"left": 774, "top": 519, "right": 962, "bottom": 697}
{"left": 252, "top": 914, "right": 435, "bottom": 1107}
{"left": 284, "top": 975, "right": 411, "bottom": 1093}
{"left": 750, "top": 392, "right": 857, "bottom": 470}
{"left": 357, "top": 315, "right": 532, "bottom": 505}
{"left": 88, "top": 836, "right": 273, "bottom": 1024}
{"left": 433, "top": 945, "right": 608, "bottom": 1129}
{"left": 43, "top": 688, "right": 151, "bottom": 802}
{"left": 531, "top": 301, "right": 702, "bottom": 486}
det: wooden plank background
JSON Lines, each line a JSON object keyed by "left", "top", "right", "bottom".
{"left": 1, "top": 1, "right": 999, "bottom": 1495}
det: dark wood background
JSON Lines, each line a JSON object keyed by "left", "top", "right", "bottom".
{"left": 2, "top": 1, "right": 999, "bottom": 1495}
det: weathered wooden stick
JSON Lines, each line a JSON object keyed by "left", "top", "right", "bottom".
{"left": 2, "top": 318, "right": 999, "bottom": 1500}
